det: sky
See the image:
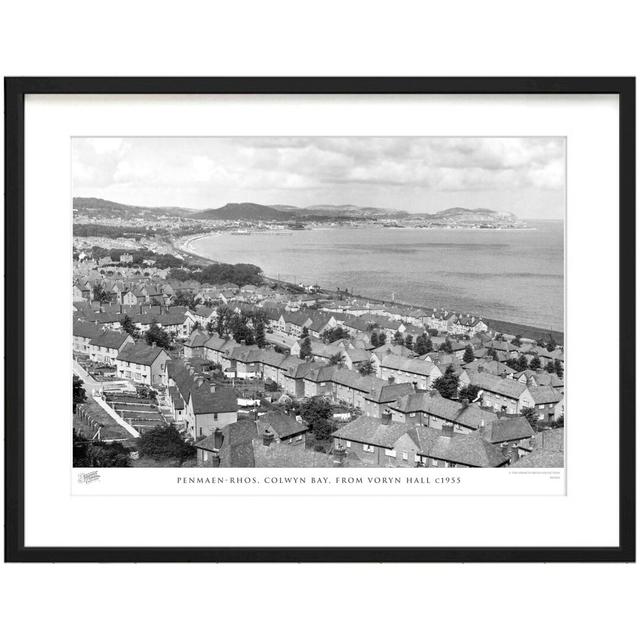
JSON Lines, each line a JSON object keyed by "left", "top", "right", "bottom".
{"left": 72, "top": 137, "right": 566, "bottom": 219}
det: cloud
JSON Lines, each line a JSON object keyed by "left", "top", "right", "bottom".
{"left": 72, "top": 136, "right": 565, "bottom": 214}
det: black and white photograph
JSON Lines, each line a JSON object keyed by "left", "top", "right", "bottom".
{"left": 71, "top": 136, "right": 565, "bottom": 471}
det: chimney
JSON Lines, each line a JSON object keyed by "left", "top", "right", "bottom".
{"left": 333, "top": 444, "right": 347, "bottom": 466}
{"left": 209, "top": 383, "right": 216, "bottom": 394}
{"left": 461, "top": 398, "right": 469, "bottom": 408}
{"left": 502, "top": 442, "right": 519, "bottom": 464}
{"left": 196, "top": 378, "right": 204, "bottom": 388}
{"left": 152, "top": 341, "right": 157, "bottom": 348}
{"left": 442, "top": 423, "right": 454, "bottom": 437}
{"left": 263, "top": 430, "right": 275, "bottom": 447}
{"left": 213, "top": 427, "right": 224, "bottom": 450}
{"left": 120, "top": 304, "right": 123, "bottom": 314}
{"left": 381, "top": 410, "right": 392, "bottom": 425}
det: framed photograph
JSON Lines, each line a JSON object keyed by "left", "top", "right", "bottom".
{"left": 4, "top": 77, "right": 635, "bottom": 562}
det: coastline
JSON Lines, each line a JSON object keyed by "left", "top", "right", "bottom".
{"left": 172, "top": 230, "right": 564, "bottom": 344}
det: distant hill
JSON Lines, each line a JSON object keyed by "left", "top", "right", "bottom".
{"left": 73, "top": 197, "right": 196, "bottom": 218}
{"left": 73, "top": 198, "right": 519, "bottom": 225}
{"left": 425, "top": 207, "right": 519, "bottom": 225}
{"left": 192, "top": 202, "right": 293, "bottom": 221}
{"left": 190, "top": 202, "right": 409, "bottom": 221}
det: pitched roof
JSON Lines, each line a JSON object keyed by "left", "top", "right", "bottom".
{"left": 366, "top": 382, "right": 415, "bottom": 404}
{"left": 257, "top": 411, "right": 308, "bottom": 439}
{"left": 379, "top": 354, "right": 435, "bottom": 376}
{"left": 481, "top": 416, "right": 534, "bottom": 443}
{"left": 89, "top": 330, "right": 132, "bottom": 350}
{"left": 410, "top": 426, "right": 507, "bottom": 467}
{"left": 190, "top": 384, "right": 238, "bottom": 415}
{"left": 390, "top": 393, "right": 495, "bottom": 429}
{"left": 332, "top": 416, "right": 412, "bottom": 448}
{"left": 468, "top": 371, "right": 529, "bottom": 400}
{"left": 73, "top": 321, "right": 103, "bottom": 340}
{"left": 529, "top": 386, "right": 563, "bottom": 404}
{"left": 116, "top": 342, "right": 168, "bottom": 366}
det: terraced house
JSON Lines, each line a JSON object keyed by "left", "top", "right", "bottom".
{"left": 88, "top": 329, "right": 134, "bottom": 365}
{"left": 388, "top": 393, "right": 496, "bottom": 434}
{"left": 115, "top": 342, "right": 171, "bottom": 387}
{"left": 468, "top": 371, "right": 536, "bottom": 415}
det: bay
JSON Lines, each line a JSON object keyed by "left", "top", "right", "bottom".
{"left": 188, "top": 220, "right": 564, "bottom": 331}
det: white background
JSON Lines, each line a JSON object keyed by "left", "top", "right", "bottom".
{"left": 25, "top": 93, "right": 607, "bottom": 548}
{"left": 1, "top": 2, "right": 638, "bottom": 640}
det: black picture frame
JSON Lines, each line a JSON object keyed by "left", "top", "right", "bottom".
{"left": 4, "top": 77, "right": 636, "bottom": 563}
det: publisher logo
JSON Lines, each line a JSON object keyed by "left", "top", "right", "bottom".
{"left": 78, "top": 470, "right": 101, "bottom": 484}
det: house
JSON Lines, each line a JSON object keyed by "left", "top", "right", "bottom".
{"left": 257, "top": 411, "right": 309, "bottom": 444}
{"left": 364, "top": 382, "right": 415, "bottom": 418}
{"left": 115, "top": 342, "right": 171, "bottom": 386}
{"left": 166, "top": 360, "right": 238, "bottom": 440}
{"left": 529, "top": 386, "right": 563, "bottom": 423}
{"left": 510, "top": 428, "right": 564, "bottom": 468}
{"left": 332, "top": 413, "right": 415, "bottom": 467}
{"left": 183, "top": 330, "right": 209, "bottom": 359}
{"left": 73, "top": 321, "right": 103, "bottom": 354}
{"left": 467, "top": 371, "right": 536, "bottom": 415}
{"left": 411, "top": 424, "right": 508, "bottom": 468}
{"left": 480, "top": 415, "right": 535, "bottom": 460}
{"left": 388, "top": 393, "right": 496, "bottom": 434}
{"left": 377, "top": 353, "right": 441, "bottom": 390}
{"left": 194, "top": 420, "right": 343, "bottom": 468}
{"left": 331, "top": 368, "right": 388, "bottom": 411}
{"left": 88, "top": 330, "right": 135, "bottom": 365}
{"left": 187, "top": 382, "right": 238, "bottom": 439}
{"left": 451, "top": 314, "right": 489, "bottom": 336}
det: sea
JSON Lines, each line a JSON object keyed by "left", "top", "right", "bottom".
{"left": 189, "top": 220, "right": 564, "bottom": 331}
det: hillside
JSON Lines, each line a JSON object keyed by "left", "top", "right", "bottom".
{"left": 426, "top": 207, "right": 519, "bottom": 225}
{"left": 73, "top": 197, "right": 196, "bottom": 218}
{"left": 192, "top": 202, "right": 292, "bottom": 221}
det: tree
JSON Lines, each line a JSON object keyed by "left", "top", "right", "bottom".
{"left": 370, "top": 331, "right": 380, "bottom": 348}
{"left": 206, "top": 320, "right": 215, "bottom": 334}
{"left": 299, "top": 397, "right": 334, "bottom": 441}
{"left": 462, "top": 344, "right": 475, "bottom": 364}
{"left": 329, "top": 352, "right": 346, "bottom": 367}
{"left": 553, "top": 413, "right": 564, "bottom": 429}
{"left": 73, "top": 430, "right": 130, "bottom": 467}
{"left": 529, "top": 355, "right": 541, "bottom": 370}
{"left": 511, "top": 334, "right": 522, "bottom": 347}
{"left": 358, "top": 361, "right": 375, "bottom": 376}
{"left": 521, "top": 407, "right": 539, "bottom": 430}
{"left": 545, "top": 360, "right": 556, "bottom": 373}
{"left": 301, "top": 326, "right": 309, "bottom": 339}
{"left": 427, "top": 328, "right": 439, "bottom": 337}
{"left": 393, "top": 330, "right": 404, "bottom": 346}
{"left": 487, "top": 347, "right": 498, "bottom": 360}
{"left": 546, "top": 334, "right": 558, "bottom": 352}
{"left": 516, "top": 354, "right": 529, "bottom": 371}
{"left": 73, "top": 375, "right": 86, "bottom": 412}
{"left": 299, "top": 336, "right": 312, "bottom": 360}
{"left": 173, "top": 292, "right": 197, "bottom": 310}
{"left": 404, "top": 334, "right": 414, "bottom": 351}
{"left": 459, "top": 384, "right": 481, "bottom": 403}
{"left": 440, "top": 338, "right": 453, "bottom": 354}
{"left": 92, "top": 283, "right": 111, "bottom": 304}
{"left": 414, "top": 333, "right": 428, "bottom": 355}
{"left": 120, "top": 313, "right": 138, "bottom": 338}
{"left": 432, "top": 365, "right": 459, "bottom": 400}
{"left": 554, "top": 358, "right": 564, "bottom": 378}
{"left": 377, "top": 332, "right": 387, "bottom": 346}
{"left": 255, "top": 322, "right": 266, "bottom": 348}
{"left": 321, "top": 326, "right": 350, "bottom": 344}
{"left": 138, "top": 426, "right": 195, "bottom": 461}
{"left": 85, "top": 441, "right": 131, "bottom": 467}
{"left": 145, "top": 323, "right": 171, "bottom": 349}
